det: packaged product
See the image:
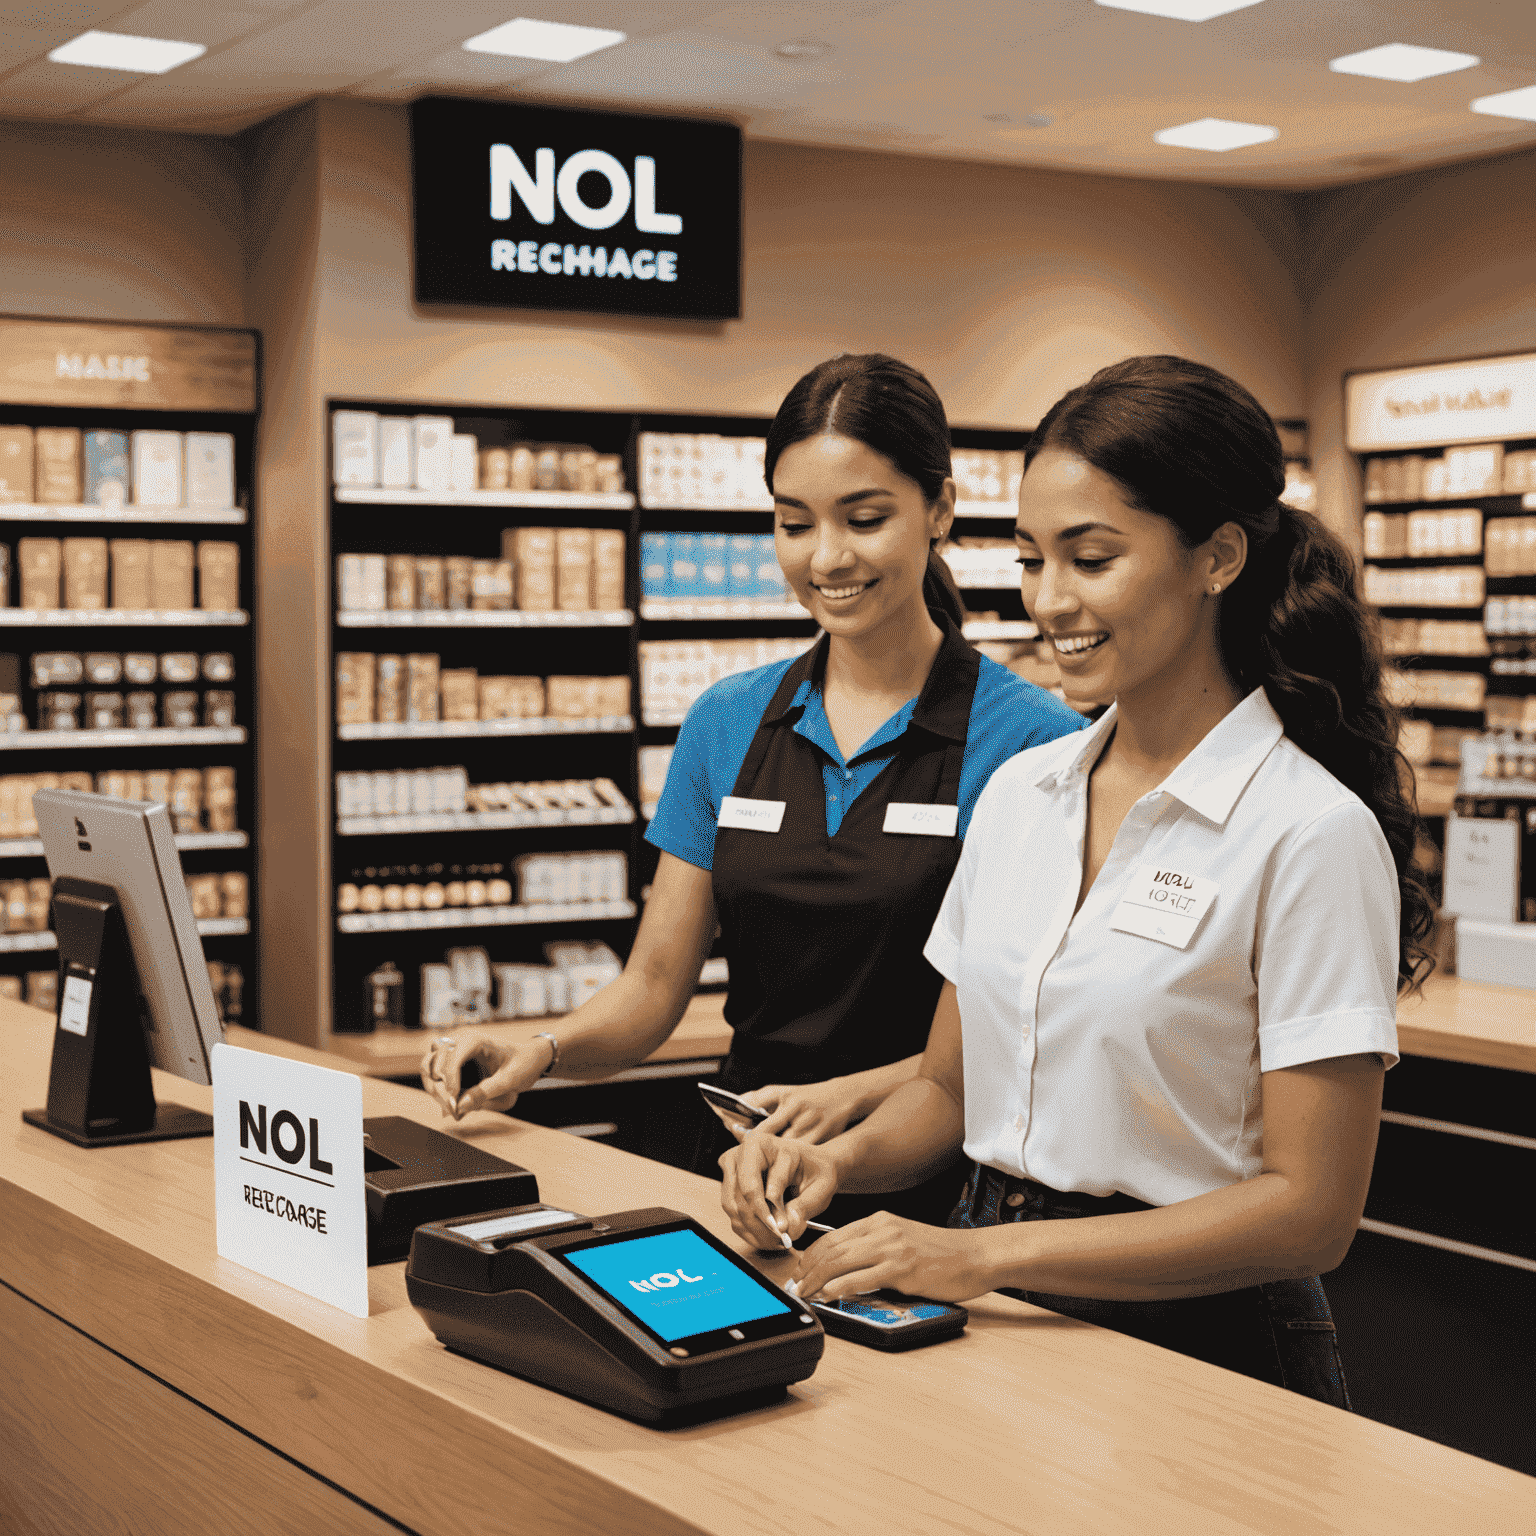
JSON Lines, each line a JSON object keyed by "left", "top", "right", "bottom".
{"left": 84, "top": 692, "right": 124, "bottom": 729}
{"left": 336, "top": 652, "right": 376, "bottom": 725}
{"left": 219, "top": 872, "right": 249, "bottom": 919}
{"left": 124, "top": 691, "right": 157, "bottom": 730}
{"left": 18, "top": 538, "right": 62, "bottom": 608}
{"left": 26, "top": 877, "right": 49, "bottom": 931}
{"left": 123, "top": 652, "right": 158, "bottom": 684}
{"left": 162, "top": 691, "right": 200, "bottom": 729}
{"left": 143, "top": 770, "right": 174, "bottom": 809}
{"left": 378, "top": 418, "right": 414, "bottom": 488}
{"left": 375, "top": 654, "right": 405, "bottom": 723}
{"left": 186, "top": 874, "right": 222, "bottom": 919}
{"left": 413, "top": 416, "right": 455, "bottom": 492}
{"left": 592, "top": 529, "right": 625, "bottom": 610}
{"left": 34, "top": 428, "right": 81, "bottom": 504}
{"left": 598, "top": 675, "right": 631, "bottom": 717}
{"left": 170, "top": 768, "right": 203, "bottom": 831}
{"left": 555, "top": 527, "right": 593, "bottom": 610}
{"left": 37, "top": 692, "right": 81, "bottom": 730}
{"left": 479, "top": 448, "right": 511, "bottom": 490}
{"left": 534, "top": 447, "right": 562, "bottom": 492}
{"left": 32, "top": 652, "right": 83, "bottom": 687}
{"left": 201, "top": 652, "right": 235, "bottom": 682}
{"left": 148, "top": 540, "right": 195, "bottom": 609}
{"left": 697, "top": 533, "right": 729, "bottom": 599}
{"left": 0, "top": 976, "right": 20, "bottom": 1001}
{"left": 332, "top": 411, "right": 379, "bottom": 486}
{"left": 410, "top": 556, "right": 445, "bottom": 610}
{"left": 450, "top": 434, "right": 479, "bottom": 493}
{"left": 62, "top": 537, "right": 109, "bottom": 609}
{"left": 386, "top": 555, "right": 416, "bottom": 610}
{"left": 595, "top": 453, "right": 624, "bottom": 494}
{"left": 26, "top": 970, "right": 57, "bottom": 1012}
{"left": 203, "top": 690, "right": 237, "bottom": 728}
{"left": 420, "top": 964, "right": 455, "bottom": 1026}
{"left": 507, "top": 526, "right": 556, "bottom": 610}
{"left": 197, "top": 541, "right": 241, "bottom": 611}
{"left": 159, "top": 652, "right": 199, "bottom": 683}
{"left": 0, "top": 426, "right": 35, "bottom": 502}
{"left": 641, "top": 532, "right": 669, "bottom": 597}
{"left": 471, "top": 559, "right": 513, "bottom": 610}
{"left": 83, "top": 430, "right": 130, "bottom": 507}
{"left": 406, "top": 652, "right": 439, "bottom": 721}
{"left": 443, "top": 555, "right": 473, "bottom": 611}
{"left": 132, "top": 431, "right": 183, "bottom": 507}
{"left": 184, "top": 432, "right": 235, "bottom": 508}
{"left": 4, "top": 878, "right": 29, "bottom": 930}
{"left": 110, "top": 540, "right": 152, "bottom": 609}
{"left": 439, "top": 668, "right": 479, "bottom": 722}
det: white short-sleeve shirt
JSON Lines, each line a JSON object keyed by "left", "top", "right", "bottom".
{"left": 924, "top": 688, "right": 1401, "bottom": 1209}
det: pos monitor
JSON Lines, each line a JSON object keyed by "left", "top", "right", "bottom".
{"left": 22, "top": 787, "right": 225, "bottom": 1147}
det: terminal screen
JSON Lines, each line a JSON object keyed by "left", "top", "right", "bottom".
{"left": 564, "top": 1228, "right": 791, "bottom": 1343}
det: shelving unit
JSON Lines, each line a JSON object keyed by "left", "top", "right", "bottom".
{"left": 0, "top": 316, "right": 260, "bottom": 1022}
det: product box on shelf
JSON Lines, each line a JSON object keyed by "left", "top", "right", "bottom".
{"left": 109, "top": 540, "right": 151, "bottom": 609}
{"left": 697, "top": 534, "right": 729, "bottom": 600}
{"left": 556, "top": 527, "right": 593, "bottom": 610}
{"left": 62, "top": 538, "right": 108, "bottom": 609}
{"left": 450, "top": 434, "right": 478, "bottom": 494}
{"left": 149, "top": 540, "right": 195, "bottom": 610}
{"left": 336, "top": 652, "right": 377, "bottom": 724}
{"left": 132, "top": 431, "right": 183, "bottom": 508}
{"left": 0, "top": 427, "right": 35, "bottom": 503}
{"left": 185, "top": 432, "right": 236, "bottom": 508}
{"left": 198, "top": 541, "right": 241, "bottom": 610}
{"left": 470, "top": 559, "right": 514, "bottom": 610}
{"left": 507, "top": 526, "right": 557, "bottom": 611}
{"left": 17, "top": 538, "right": 61, "bottom": 609}
{"left": 407, "top": 652, "right": 439, "bottom": 721}
{"left": 333, "top": 411, "right": 379, "bottom": 486}
{"left": 593, "top": 529, "right": 625, "bottom": 610}
{"left": 34, "top": 428, "right": 81, "bottom": 504}
{"left": 413, "top": 416, "right": 455, "bottom": 492}
{"left": 378, "top": 418, "right": 414, "bottom": 488}
{"left": 83, "top": 431, "right": 130, "bottom": 508}
{"left": 641, "top": 533, "right": 669, "bottom": 598}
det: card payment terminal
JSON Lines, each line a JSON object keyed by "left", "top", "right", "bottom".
{"left": 406, "top": 1204, "right": 824, "bottom": 1424}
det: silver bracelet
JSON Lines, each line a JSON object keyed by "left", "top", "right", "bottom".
{"left": 532, "top": 1031, "right": 561, "bottom": 1077}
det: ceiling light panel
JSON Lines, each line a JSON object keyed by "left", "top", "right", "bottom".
{"left": 1329, "top": 43, "right": 1480, "bottom": 83}
{"left": 462, "top": 17, "right": 626, "bottom": 63}
{"left": 1470, "top": 84, "right": 1536, "bottom": 123}
{"left": 1093, "top": 0, "right": 1266, "bottom": 21}
{"left": 48, "top": 29, "right": 205, "bottom": 72}
{"left": 1153, "top": 117, "right": 1277, "bottom": 152}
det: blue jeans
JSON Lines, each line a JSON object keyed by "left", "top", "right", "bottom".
{"left": 948, "top": 1163, "right": 1352, "bottom": 1409}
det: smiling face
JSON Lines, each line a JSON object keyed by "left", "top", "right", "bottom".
{"left": 1015, "top": 448, "right": 1244, "bottom": 711}
{"left": 772, "top": 433, "right": 953, "bottom": 643}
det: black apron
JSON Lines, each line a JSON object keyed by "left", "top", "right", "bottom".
{"left": 696, "top": 612, "right": 978, "bottom": 1226}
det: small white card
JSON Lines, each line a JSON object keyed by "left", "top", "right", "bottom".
{"left": 1111, "top": 864, "right": 1219, "bottom": 950}
{"left": 58, "top": 974, "right": 92, "bottom": 1036}
{"left": 883, "top": 802, "right": 959, "bottom": 837}
{"left": 212, "top": 1044, "right": 368, "bottom": 1318}
{"left": 718, "top": 795, "right": 786, "bottom": 833}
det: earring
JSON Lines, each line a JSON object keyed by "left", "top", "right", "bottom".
{"left": 1210, "top": 583, "right": 1221, "bottom": 595}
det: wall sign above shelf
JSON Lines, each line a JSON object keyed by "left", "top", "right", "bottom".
{"left": 1346, "top": 352, "right": 1536, "bottom": 453}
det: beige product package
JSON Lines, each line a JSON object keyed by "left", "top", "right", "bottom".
{"left": 406, "top": 653, "right": 439, "bottom": 721}
{"left": 386, "top": 555, "right": 416, "bottom": 610}
{"left": 62, "top": 538, "right": 109, "bottom": 610}
{"left": 415, "top": 556, "right": 446, "bottom": 610}
{"left": 0, "top": 427, "right": 34, "bottom": 502}
{"left": 592, "top": 529, "right": 625, "bottom": 611}
{"left": 110, "top": 540, "right": 152, "bottom": 609}
{"left": 443, "top": 556, "right": 473, "bottom": 611}
{"left": 545, "top": 675, "right": 600, "bottom": 719}
{"left": 335, "top": 554, "right": 367, "bottom": 611}
{"left": 450, "top": 434, "right": 479, "bottom": 493}
{"left": 332, "top": 410, "right": 379, "bottom": 486}
{"left": 440, "top": 668, "right": 479, "bottom": 722}
{"left": 3, "top": 878, "right": 29, "bottom": 932}
{"left": 159, "top": 651, "right": 199, "bottom": 683}
{"left": 26, "top": 970, "right": 57, "bottom": 1011}
{"left": 132, "top": 431, "right": 183, "bottom": 507}
{"left": 148, "top": 541, "right": 195, "bottom": 609}
{"left": 186, "top": 874, "right": 221, "bottom": 919}
{"left": 478, "top": 676, "right": 546, "bottom": 720}
{"left": 170, "top": 769, "right": 203, "bottom": 832}
{"left": 598, "top": 675, "right": 631, "bottom": 717}
{"left": 413, "top": 416, "right": 455, "bottom": 492}
{"left": 34, "top": 428, "right": 81, "bottom": 504}
{"left": 220, "top": 872, "right": 249, "bottom": 919}
{"left": 507, "top": 526, "right": 556, "bottom": 611}
{"left": 378, "top": 418, "right": 414, "bottom": 488}
{"left": 375, "top": 653, "right": 406, "bottom": 723}
{"left": 184, "top": 432, "right": 236, "bottom": 508}
{"left": 336, "top": 652, "right": 377, "bottom": 725}
{"left": 508, "top": 445, "right": 535, "bottom": 491}
{"left": 18, "top": 538, "right": 62, "bottom": 609}
{"left": 162, "top": 691, "right": 200, "bottom": 728}
{"left": 203, "top": 690, "right": 237, "bottom": 728}
{"left": 197, "top": 542, "right": 241, "bottom": 611}
{"left": 125, "top": 692, "right": 157, "bottom": 730}
{"left": 471, "top": 559, "right": 513, "bottom": 610}
{"left": 595, "top": 454, "right": 624, "bottom": 494}
{"left": 555, "top": 527, "right": 594, "bottom": 611}
{"left": 479, "top": 448, "right": 511, "bottom": 490}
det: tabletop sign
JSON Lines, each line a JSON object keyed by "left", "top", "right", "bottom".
{"left": 1345, "top": 352, "right": 1536, "bottom": 453}
{"left": 1440, "top": 817, "right": 1520, "bottom": 922}
{"left": 212, "top": 1044, "right": 368, "bottom": 1318}
{"left": 411, "top": 97, "right": 742, "bottom": 320}
{"left": 0, "top": 315, "right": 257, "bottom": 413}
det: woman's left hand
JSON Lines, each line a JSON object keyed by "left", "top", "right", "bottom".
{"left": 793, "top": 1212, "right": 998, "bottom": 1304}
{"left": 738, "top": 1079, "right": 865, "bottom": 1143}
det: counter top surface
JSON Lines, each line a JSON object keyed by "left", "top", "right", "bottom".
{"left": 5, "top": 997, "right": 1532, "bottom": 1535}
{"left": 1395, "top": 972, "right": 1535, "bottom": 1074}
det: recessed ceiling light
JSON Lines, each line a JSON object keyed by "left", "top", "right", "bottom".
{"left": 1093, "top": 0, "right": 1266, "bottom": 21}
{"left": 1329, "top": 43, "right": 1480, "bottom": 83}
{"left": 48, "top": 30, "right": 206, "bottom": 73}
{"left": 462, "top": 17, "right": 626, "bottom": 64}
{"left": 1470, "top": 83, "right": 1536, "bottom": 122}
{"left": 774, "top": 39, "right": 832, "bottom": 61}
{"left": 1153, "top": 117, "right": 1278, "bottom": 152}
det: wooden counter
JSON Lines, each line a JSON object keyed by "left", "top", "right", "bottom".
{"left": 1395, "top": 972, "right": 1536, "bottom": 1075}
{"left": 4, "top": 997, "right": 1533, "bottom": 1534}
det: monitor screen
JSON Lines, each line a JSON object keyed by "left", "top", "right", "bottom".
{"left": 563, "top": 1227, "right": 791, "bottom": 1343}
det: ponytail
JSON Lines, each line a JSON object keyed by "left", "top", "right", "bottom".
{"left": 923, "top": 545, "right": 966, "bottom": 627}
{"left": 1029, "top": 355, "right": 1435, "bottom": 993}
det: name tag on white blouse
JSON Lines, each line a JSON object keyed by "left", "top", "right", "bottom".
{"left": 1111, "top": 864, "right": 1219, "bottom": 950}
{"left": 883, "top": 802, "right": 959, "bottom": 837}
{"left": 718, "top": 796, "right": 786, "bottom": 833}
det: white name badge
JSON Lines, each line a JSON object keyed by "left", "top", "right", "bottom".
{"left": 1111, "top": 863, "right": 1219, "bottom": 950}
{"left": 718, "top": 796, "right": 786, "bottom": 833}
{"left": 883, "top": 802, "right": 959, "bottom": 838}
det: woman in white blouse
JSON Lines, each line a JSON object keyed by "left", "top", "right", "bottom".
{"left": 719, "top": 355, "right": 1434, "bottom": 1404}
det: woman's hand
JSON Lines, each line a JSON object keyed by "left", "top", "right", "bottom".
{"left": 793, "top": 1212, "right": 998, "bottom": 1304}
{"left": 719, "top": 1129, "right": 841, "bottom": 1251}
{"left": 419, "top": 1033, "right": 553, "bottom": 1120}
{"left": 740, "top": 1079, "right": 867, "bottom": 1143}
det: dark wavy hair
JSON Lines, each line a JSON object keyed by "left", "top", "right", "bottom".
{"left": 763, "top": 353, "right": 966, "bottom": 626}
{"left": 1028, "top": 355, "right": 1433, "bottom": 993}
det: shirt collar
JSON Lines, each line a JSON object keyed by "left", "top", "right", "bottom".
{"left": 1035, "top": 688, "right": 1284, "bottom": 827}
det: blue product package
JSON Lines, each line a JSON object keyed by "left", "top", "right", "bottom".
{"left": 669, "top": 532, "right": 701, "bottom": 599}
{"left": 727, "top": 534, "right": 756, "bottom": 598}
{"left": 755, "top": 534, "right": 786, "bottom": 601}
{"left": 697, "top": 534, "right": 729, "bottom": 600}
{"left": 83, "top": 430, "right": 130, "bottom": 507}
{"left": 641, "top": 532, "right": 671, "bottom": 598}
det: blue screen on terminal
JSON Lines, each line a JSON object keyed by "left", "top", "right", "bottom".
{"left": 564, "top": 1228, "right": 791, "bottom": 1343}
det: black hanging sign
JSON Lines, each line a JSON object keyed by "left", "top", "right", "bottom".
{"left": 411, "top": 96, "right": 742, "bottom": 320}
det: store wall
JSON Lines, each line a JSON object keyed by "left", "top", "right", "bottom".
{"left": 0, "top": 121, "right": 246, "bottom": 326}
{"left": 1301, "top": 145, "right": 1536, "bottom": 551}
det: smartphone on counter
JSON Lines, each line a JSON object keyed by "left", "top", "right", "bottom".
{"left": 697, "top": 1082, "right": 769, "bottom": 1130}
{"left": 808, "top": 1292, "right": 968, "bottom": 1351}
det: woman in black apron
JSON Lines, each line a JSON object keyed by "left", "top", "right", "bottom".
{"left": 421, "top": 354, "right": 1084, "bottom": 1226}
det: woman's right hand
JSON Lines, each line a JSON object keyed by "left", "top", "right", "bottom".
{"left": 419, "top": 1033, "right": 554, "bottom": 1121}
{"left": 719, "top": 1129, "right": 841, "bottom": 1251}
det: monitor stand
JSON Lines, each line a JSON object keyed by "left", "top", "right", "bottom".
{"left": 22, "top": 876, "right": 213, "bottom": 1148}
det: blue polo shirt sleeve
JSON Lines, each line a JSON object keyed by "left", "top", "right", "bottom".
{"left": 645, "top": 659, "right": 799, "bottom": 872}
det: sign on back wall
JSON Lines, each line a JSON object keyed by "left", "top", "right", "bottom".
{"left": 411, "top": 97, "right": 742, "bottom": 321}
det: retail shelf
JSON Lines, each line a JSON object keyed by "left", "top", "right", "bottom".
{"left": 642, "top": 711, "right": 687, "bottom": 728}
{"left": 0, "top": 930, "right": 57, "bottom": 953}
{"left": 337, "top": 898, "right": 636, "bottom": 934}
{"left": 950, "top": 573, "right": 1020, "bottom": 590}
{"left": 0, "top": 829, "right": 248, "bottom": 859}
{"left": 334, "top": 486, "right": 634, "bottom": 511}
{"left": 0, "top": 726, "right": 246, "bottom": 751}
{"left": 0, "top": 503, "right": 245, "bottom": 524}
{"left": 337, "top": 715, "right": 632, "bottom": 742}
{"left": 337, "top": 805, "right": 634, "bottom": 836}
{"left": 962, "top": 620, "right": 1038, "bottom": 640}
{"left": 336, "top": 608, "right": 631, "bottom": 628}
{"left": 0, "top": 608, "right": 247, "bottom": 627}
{"left": 197, "top": 918, "right": 250, "bottom": 937}
{"left": 953, "top": 500, "right": 1017, "bottom": 519}
{"left": 639, "top": 497, "right": 773, "bottom": 514}
{"left": 698, "top": 956, "right": 728, "bottom": 986}
{"left": 639, "top": 598, "right": 810, "bottom": 621}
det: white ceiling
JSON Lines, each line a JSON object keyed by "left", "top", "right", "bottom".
{"left": 0, "top": 0, "right": 1534, "bottom": 188}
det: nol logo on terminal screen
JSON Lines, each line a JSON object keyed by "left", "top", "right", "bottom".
{"left": 629, "top": 1267, "right": 704, "bottom": 1294}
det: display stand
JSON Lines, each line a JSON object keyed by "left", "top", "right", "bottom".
{"left": 21, "top": 875, "right": 211, "bottom": 1146}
